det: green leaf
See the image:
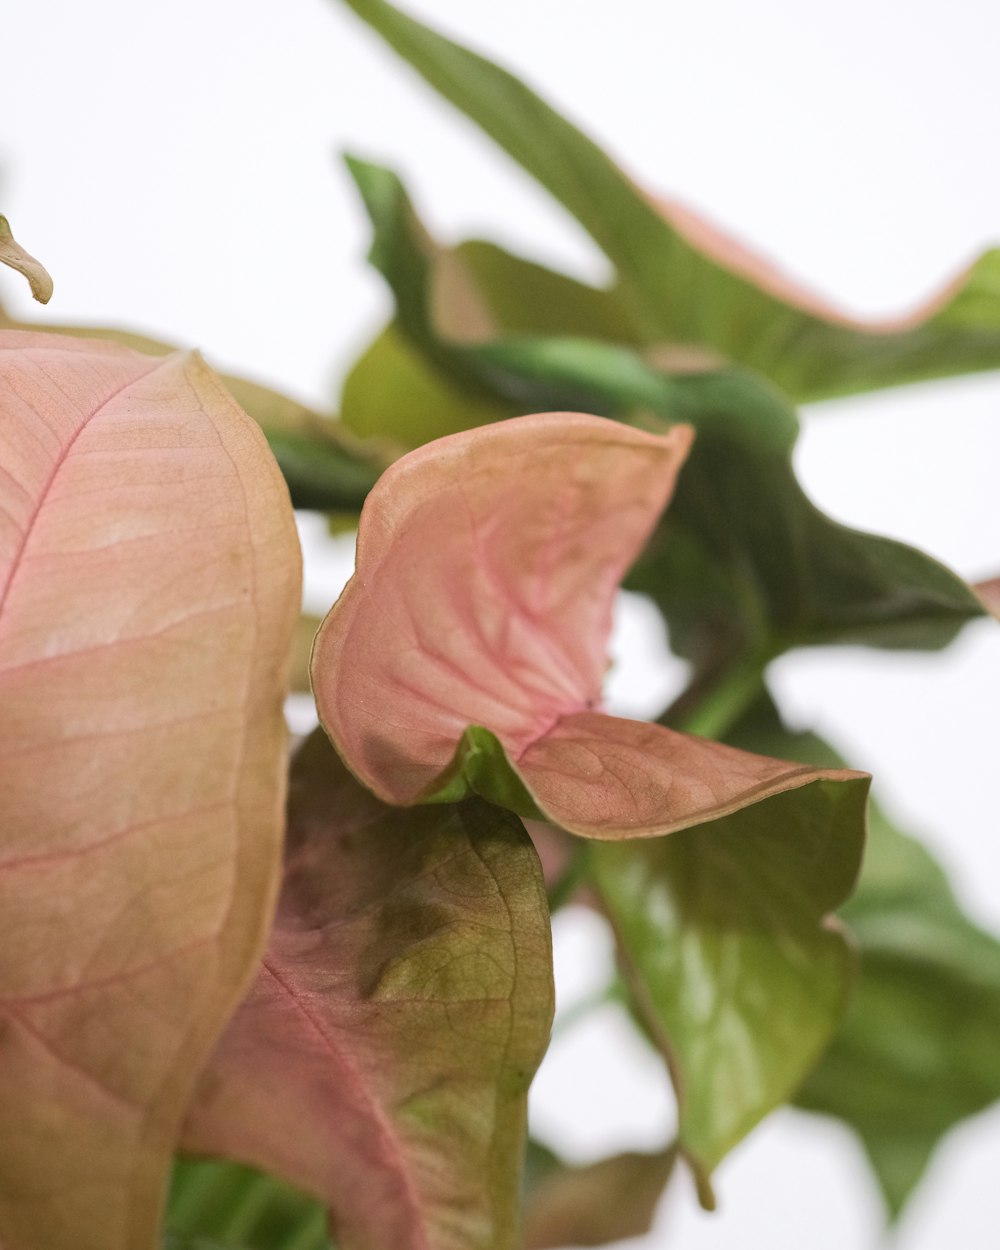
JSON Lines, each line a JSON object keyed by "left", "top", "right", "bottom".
{"left": 585, "top": 773, "right": 868, "bottom": 1187}
{"left": 725, "top": 697, "right": 1000, "bottom": 1216}
{"left": 0, "top": 300, "right": 384, "bottom": 511}
{"left": 182, "top": 731, "right": 554, "bottom": 1250}
{"left": 445, "top": 240, "right": 640, "bottom": 343}
{"left": 166, "top": 1159, "right": 329, "bottom": 1250}
{"left": 340, "top": 321, "right": 514, "bottom": 445}
{"left": 340, "top": 158, "right": 984, "bottom": 661}
{"left": 336, "top": 0, "right": 1000, "bottom": 402}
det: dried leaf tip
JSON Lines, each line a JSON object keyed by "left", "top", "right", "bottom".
{"left": 0, "top": 214, "right": 53, "bottom": 303}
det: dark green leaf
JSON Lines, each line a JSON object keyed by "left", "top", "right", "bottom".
{"left": 340, "top": 159, "right": 984, "bottom": 662}
{"left": 336, "top": 0, "right": 1000, "bottom": 402}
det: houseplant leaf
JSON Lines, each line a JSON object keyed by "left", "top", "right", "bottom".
{"left": 310, "top": 410, "right": 866, "bottom": 840}
{"left": 521, "top": 1141, "right": 676, "bottom": 1248}
{"left": 719, "top": 695, "right": 1000, "bottom": 1216}
{"left": 166, "top": 1158, "right": 328, "bottom": 1250}
{"left": 335, "top": 0, "right": 1000, "bottom": 403}
{"left": 182, "top": 730, "right": 553, "bottom": 1250}
{"left": 0, "top": 332, "right": 301, "bottom": 1250}
{"left": 0, "top": 301, "right": 384, "bottom": 512}
{"left": 338, "top": 159, "right": 984, "bottom": 666}
{"left": 587, "top": 773, "right": 866, "bottom": 1186}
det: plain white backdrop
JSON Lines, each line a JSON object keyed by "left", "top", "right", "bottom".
{"left": 3, "top": 2, "right": 999, "bottom": 1246}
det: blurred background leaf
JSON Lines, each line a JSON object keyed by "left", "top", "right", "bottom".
{"left": 337, "top": 0, "right": 1000, "bottom": 404}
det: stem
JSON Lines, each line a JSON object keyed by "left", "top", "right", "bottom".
{"left": 545, "top": 847, "right": 587, "bottom": 913}
{"left": 666, "top": 647, "right": 774, "bottom": 741}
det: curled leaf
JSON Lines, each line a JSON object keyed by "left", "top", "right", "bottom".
{"left": 183, "top": 731, "right": 553, "bottom": 1250}
{"left": 0, "top": 332, "right": 301, "bottom": 1250}
{"left": 312, "top": 412, "right": 865, "bottom": 841}
{"left": 0, "top": 216, "right": 52, "bottom": 304}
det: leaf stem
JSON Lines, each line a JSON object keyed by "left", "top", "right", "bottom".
{"left": 665, "top": 647, "right": 775, "bottom": 741}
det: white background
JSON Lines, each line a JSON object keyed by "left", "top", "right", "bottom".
{"left": 3, "top": 1, "right": 999, "bottom": 1246}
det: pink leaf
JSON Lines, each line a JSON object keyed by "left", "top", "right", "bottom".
{"left": 974, "top": 576, "right": 1000, "bottom": 620}
{"left": 183, "top": 730, "right": 553, "bottom": 1250}
{"left": 312, "top": 412, "right": 862, "bottom": 838}
{"left": 0, "top": 332, "right": 300, "bottom": 1250}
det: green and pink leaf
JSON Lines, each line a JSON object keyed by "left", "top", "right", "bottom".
{"left": 183, "top": 731, "right": 553, "bottom": 1250}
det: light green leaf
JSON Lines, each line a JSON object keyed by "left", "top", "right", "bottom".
{"left": 586, "top": 773, "right": 868, "bottom": 1187}
{"left": 340, "top": 321, "right": 514, "bottom": 445}
{"left": 336, "top": 0, "right": 1000, "bottom": 402}
{"left": 725, "top": 697, "right": 1000, "bottom": 1216}
{"left": 166, "top": 1159, "right": 329, "bottom": 1250}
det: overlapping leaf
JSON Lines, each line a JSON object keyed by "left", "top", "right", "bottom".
{"left": 311, "top": 410, "right": 866, "bottom": 843}
{"left": 717, "top": 696, "right": 1000, "bottom": 1216}
{"left": 587, "top": 773, "right": 866, "bottom": 1189}
{"left": 182, "top": 730, "right": 553, "bottom": 1250}
{"left": 166, "top": 1158, "right": 328, "bottom": 1250}
{"left": 338, "top": 159, "right": 984, "bottom": 666}
{"left": 0, "top": 301, "right": 384, "bottom": 512}
{"left": 336, "top": 0, "right": 1000, "bottom": 403}
{"left": 0, "top": 333, "right": 301, "bottom": 1250}
{"left": 521, "top": 1140, "right": 676, "bottom": 1248}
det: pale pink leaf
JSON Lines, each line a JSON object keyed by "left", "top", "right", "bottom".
{"left": 311, "top": 412, "right": 863, "bottom": 839}
{"left": 183, "top": 729, "right": 553, "bottom": 1250}
{"left": 0, "top": 332, "right": 300, "bottom": 1250}
{"left": 312, "top": 412, "right": 693, "bottom": 806}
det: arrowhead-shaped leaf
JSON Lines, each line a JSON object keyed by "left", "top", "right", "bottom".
{"left": 719, "top": 696, "right": 1000, "bottom": 1216}
{"left": 335, "top": 0, "right": 1000, "bottom": 402}
{"left": 311, "top": 411, "right": 866, "bottom": 843}
{"left": 182, "top": 730, "right": 554, "bottom": 1250}
{"left": 338, "top": 159, "right": 984, "bottom": 662}
{"left": 0, "top": 333, "right": 301, "bottom": 1250}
